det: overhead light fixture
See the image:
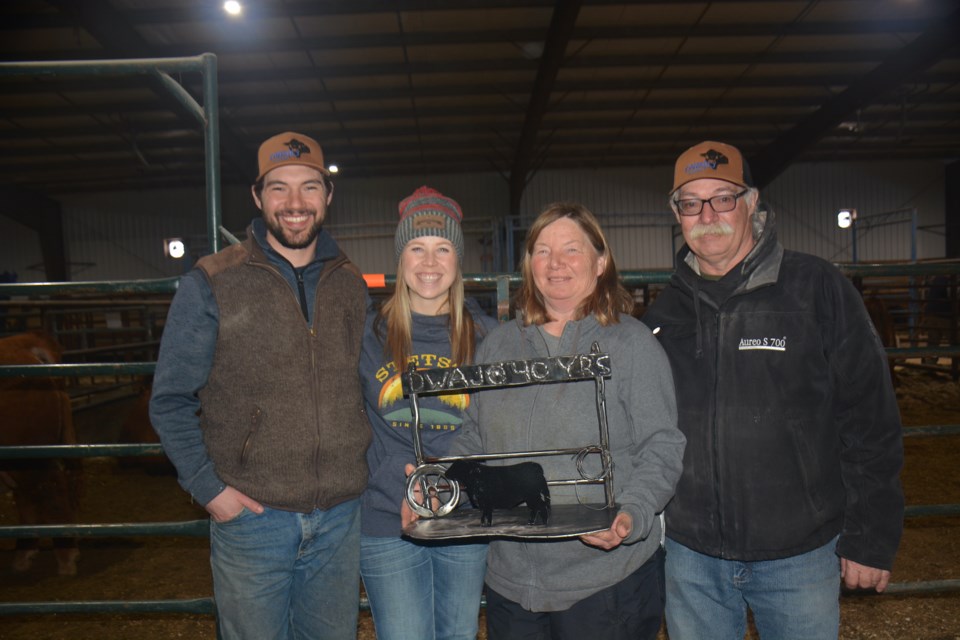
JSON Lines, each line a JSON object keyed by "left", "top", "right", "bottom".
{"left": 164, "top": 238, "right": 186, "bottom": 259}
{"left": 223, "top": 1, "right": 242, "bottom": 16}
{"left": 328, "top": 164, "right": 339, "bottom": 174}
{"left": 837, "top": 208, "right": 857, "bottom": 229}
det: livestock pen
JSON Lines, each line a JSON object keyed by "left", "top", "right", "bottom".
{"left": 2, "top": 263, "right": 960, "bottom": 639}
{"left": 2, "top": 48, "right": 959, "bottom": 640}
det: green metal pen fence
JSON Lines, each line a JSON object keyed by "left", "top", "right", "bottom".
{"left": 2, "top": 263, "right": 960, "bottom": 618}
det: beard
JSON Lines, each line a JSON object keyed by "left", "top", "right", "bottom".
{"left": 689, "top": 221, "right": 734, "bottom": 240}
{"left": 264, "top": 208, "right": 324, "bottom": 249}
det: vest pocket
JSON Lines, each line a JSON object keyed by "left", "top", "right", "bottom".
{"left": 240, "top": 406, "right": 263, "bottom": 466}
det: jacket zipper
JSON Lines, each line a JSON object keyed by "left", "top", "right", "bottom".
{"left": 712, "top": 307, "right": 725, "bottom": 557}
{"left": 247, "top": 249, "right": 348, "bottom": 329}
{"left": 248, "top": 248, "right": 351, "bottom": 509}
{"left": 295, "top": 267, "right": 309, "bottom": 322}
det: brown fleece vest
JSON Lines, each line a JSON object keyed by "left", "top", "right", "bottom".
{"left": 196, "top": 238, "right": 371, "bottom": 512}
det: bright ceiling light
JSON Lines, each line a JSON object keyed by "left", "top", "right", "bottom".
{"left": 328, "top": 164, "right": 339, "bottom": 174}
{"left": 223, "top": 1, "right": 242, "bottom": 16}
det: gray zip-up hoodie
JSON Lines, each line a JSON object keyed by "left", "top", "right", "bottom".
{"left": 449, "top": 313, "right": 685, "bottom": 612}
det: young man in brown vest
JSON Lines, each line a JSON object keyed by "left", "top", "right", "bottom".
{"left": 151, "top": 132, "right": 371, "bottom": 639}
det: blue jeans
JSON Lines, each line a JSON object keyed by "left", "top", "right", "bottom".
{"left": 664, "top": 536, "right": 841, "bottom": 640}
{"left": 360, "top": 534, "right": 488, "bottom": 640}
{"left": 210, "top": 499, "right": 361, "bottom": 640}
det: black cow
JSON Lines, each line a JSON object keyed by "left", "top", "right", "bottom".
{"left": 285, "top": 138, "right": 312, "bottom": 155}
{"left": 445, "top": 460, "right": 550, "bottom": 527}
{"left": 701, "top": 148, "right": 729, "bottom": 168}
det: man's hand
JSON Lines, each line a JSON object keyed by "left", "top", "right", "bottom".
{"left": 841, "top": 557, "right": 891, "bottom": 592}
{"left": 580, "top": 512, "right": 633, "bottom": 550}
{"left": 205, "top": 486, "right": 264, "bottom": 523}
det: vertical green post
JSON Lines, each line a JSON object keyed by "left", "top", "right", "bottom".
{"left": 201, "top": 53, "right": 221, "bottom": 255}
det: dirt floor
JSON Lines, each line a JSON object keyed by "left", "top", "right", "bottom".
{"left": 1, "top": 365, "right": 958, "bottom": 640}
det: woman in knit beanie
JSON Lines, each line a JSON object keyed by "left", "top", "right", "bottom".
{"left": 358, "top": 186, "right": 497, "bottom": 640}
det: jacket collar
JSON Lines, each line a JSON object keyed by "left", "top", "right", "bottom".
{"left": 515, "top": 313, "right": 600, "bottom": 358}
{"left": 248, "top": 217, "right": 341, "bottom": 268}
{"left": 672, "top": 205, "right": 783, "bottom": 360}
{"left": 676, "top": 204, "right": 783, "bottom": 295}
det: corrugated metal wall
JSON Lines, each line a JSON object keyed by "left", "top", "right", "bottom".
{"left": 0, "top": 160, "right": 946, "bottom": 282}
{"left": 329, "top": 173, "right": 508, "bottom": 275}
{"left": 763, "top": 161, "right": 942, "bottom": 263}
{"left": 0, "top": 215, "right": 43, "bottom": 282}
{"left": 519, "top": 166, "right": 677, "bottom": 270}
{"left": 59, "top": 188, "right": 211, "bottom": 281}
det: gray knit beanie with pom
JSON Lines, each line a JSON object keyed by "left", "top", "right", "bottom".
{"left": 395, "top": 186, "right": 464, "bottom": 261}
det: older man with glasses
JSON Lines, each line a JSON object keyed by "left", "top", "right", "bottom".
{"left": 642, "top": 141, "right": 904, "bottom": 639}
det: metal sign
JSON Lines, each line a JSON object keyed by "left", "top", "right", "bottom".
{"left": 401, "top": 352, "right": 611, "bottom": 396}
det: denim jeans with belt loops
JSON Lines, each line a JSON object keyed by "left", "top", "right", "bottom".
{"left": 210, "top": 499, "right": 362, "bottom": 640}
{"left": 360, "top": 534, "right": 488, "bottom": 640}
{"left": 665, "top": 535, "right": 841, "bottom": 640}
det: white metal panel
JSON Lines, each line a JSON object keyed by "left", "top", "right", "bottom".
{"left": 763, "top": 160, "right": 945, "bottom": 263}
{"left": 519, "top": 166, "right": 678, "bottom": 270}
{"left": 326, "top": 172, "right": 509, "bottom": 274}
{"left": 58, "top": 188, "right": 210, "bottom": 281}
{"left": 3, "top": 159, "right": 945, "bottom": 283}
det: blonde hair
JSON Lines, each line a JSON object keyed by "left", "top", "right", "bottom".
{"left": 376, "top": 263, "right": 477, "bottom": 371}
{"left": 515, "top": 202, "right": 633, "bottom": 327}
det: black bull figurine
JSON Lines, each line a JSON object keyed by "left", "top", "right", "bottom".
{"left": 445, "top": 460, "right": 551, "bottom": 526}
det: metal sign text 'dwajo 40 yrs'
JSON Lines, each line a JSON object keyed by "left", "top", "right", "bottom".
{"left": 402, "top": 345, "right": 619, "bottom": 540}
{"left": 401, "top": 352, "right": 612, "bottom": 396}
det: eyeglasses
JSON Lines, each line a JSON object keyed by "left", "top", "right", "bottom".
{"left": 673, "top": 190, "right": 748, "bottom": 216}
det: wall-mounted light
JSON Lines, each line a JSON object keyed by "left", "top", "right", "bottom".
{"left": 223, "top": 1, "right": 242, "bottom": 17}
{"left": 164, "top": 238, "right": 186, "bottom": 259}
{"left": 837, "top": 208, "right": 857, "bottom": 229}
{"left": 328, "top": 164, "right": 339, "bottom": 174}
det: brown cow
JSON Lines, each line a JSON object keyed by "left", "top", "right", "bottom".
{"left": 117, "top": 383, "right": 174, "bottom": 473}
{"left": 0, "top": 331, "right": 81, "bottom": 576}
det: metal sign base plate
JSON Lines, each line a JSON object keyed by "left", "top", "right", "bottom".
{"left": 402, "top": 504, "right": 618, "bottom": 540}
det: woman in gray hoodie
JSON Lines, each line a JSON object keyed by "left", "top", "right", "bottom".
{"left": 439, "top": 202, "right": 685, "bottom": 640}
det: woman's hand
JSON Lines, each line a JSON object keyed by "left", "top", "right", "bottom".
{"left": 399, "top": 463, "right": 420, "bottom": 529}
{"left": 579, "top": 511, "right": 632, "bottom": 550}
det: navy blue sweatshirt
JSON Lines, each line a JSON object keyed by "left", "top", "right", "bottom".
{"left": 359, "top": 299, "right": 498, "bottom": 537}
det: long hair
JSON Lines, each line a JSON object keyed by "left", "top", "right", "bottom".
{"left": 515, "top": 202, "right": 634, "bottom": 327}
{"left": 376, "top": 263, "right": 477, "bottom": 371}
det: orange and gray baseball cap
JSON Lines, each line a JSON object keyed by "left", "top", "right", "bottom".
{"left": 671, "top": 141, "right": 754, "bottom": 194}
{"left": 256, "top": 131, "right": 329, "bottom": 181}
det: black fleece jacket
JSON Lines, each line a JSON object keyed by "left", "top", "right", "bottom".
{"left": 642, "top": 207, "right": 904, "bottom": 570}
